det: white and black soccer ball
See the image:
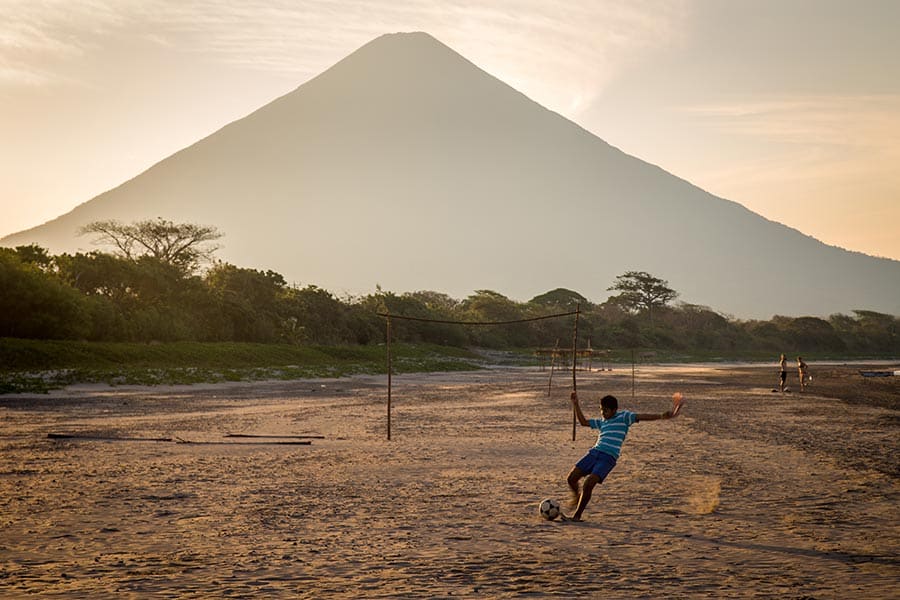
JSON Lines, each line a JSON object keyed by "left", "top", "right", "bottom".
{"left": 539, "top": 498, "right": 560, "bottom": 521}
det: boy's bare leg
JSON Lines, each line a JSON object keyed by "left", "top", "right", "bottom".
{"left": 566, "top": 467, "right": 585, "bottom": 508}
{"left": 573, "top": 474, "right": 601, "bottom": 520}
{"left": 562, "top": 473, "right": 601, "bottom": 521}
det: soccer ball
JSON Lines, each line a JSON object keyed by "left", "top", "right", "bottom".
{"left": 539, "top": 498, "right": 560, "bottom": 521}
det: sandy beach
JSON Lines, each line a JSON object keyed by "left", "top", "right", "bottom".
{"left": 1, "top": 363, "right": 897, "bottom": 598}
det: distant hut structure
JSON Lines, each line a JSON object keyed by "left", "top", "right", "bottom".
{"left": 535, "top": 342, "right": 610, "bottom": 373}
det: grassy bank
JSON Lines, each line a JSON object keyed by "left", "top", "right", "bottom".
{"left": 0, "top": 339, "right": 482, "bottom": 394}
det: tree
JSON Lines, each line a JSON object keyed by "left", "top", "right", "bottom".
{"left": 607, "top": 271, "right": 678, "bottom": 324}
{"left": 283, "top": 285, "right": 352, "bottom": 344}
{"left": 460, "top": 290, "right": 523, "bottom": 323}
{"left": 400, "top": 291, "right": 468, "bottom": 346}
{"left": 781, "top": 316, "right": 846, "bottom": 352}
{"left": 0, "top": 249, "right": 89, "bottom": 339}
{"left": 80, "top": 218, "right": 222, "bottom": 274}
{"left": 832, "top": 310, "right": 900, "bottom": 353}
{"left": 459, "top": 290, "right": 529, "bottom": 347}
{"left": 56, "top": 251, "right": 142, "bottom": 302}
{"left": 529, "top": 288, "right": 588, "bottom": 310}
{"left": 14, "top": 244, "right": 53, "bottom": 270}
{"left": 404, "top": 290, "right": 460, "bottom": 315}
{"left": 55, "top": 251, "right": 213, "bottom": 341}
{"left": 204, "top": 263, "right": 287, "bottom": 342}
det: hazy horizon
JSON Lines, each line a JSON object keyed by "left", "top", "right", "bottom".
{"left": 3, "top": 1, "right": 900, "bottom": 262}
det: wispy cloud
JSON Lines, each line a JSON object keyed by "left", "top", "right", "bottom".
{"left": 1, "top": 0, "right": 687, "bottom": 113}
{"left": 684, "top": 95, "right": 900, "bottom": 146}
{"left": 0, "top": 0, "right": 132, "bottom": 86}
{"left": 134, "top": 0, "right": 688, "bottom": 113}
{"left": 434, "top": 1, "right": 689, "bottom": 114}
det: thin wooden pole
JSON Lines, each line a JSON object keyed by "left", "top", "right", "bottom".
{"left": 547, "top": 339, "right": 559, "bottom": 398}
{"left": 386, "top": 316, "right": 392, "bottom": 441}
{"left": 587, "top": 337, "right": 593, "bottom": 373}
{"left": 571, "top": 304, "right": 580, "bottom": 442}
{"left": 631, "top": 348, "right": 635, "bottom": 399}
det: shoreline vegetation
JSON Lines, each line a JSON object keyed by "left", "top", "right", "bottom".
{"left": 4, "top": 240, "right": 898, "bottom": 397}
{"left": 3, "top": 244, "right": 898, "bottom": 361}
{"left": 1, "top": 338, "right": 897, "bottom": 395}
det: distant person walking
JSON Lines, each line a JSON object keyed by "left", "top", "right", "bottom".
{"left": 779, "top": 354, "right": 788, "bottom": 392}
{"left": 798, "top": 357, "right": 810, "bottom": 392}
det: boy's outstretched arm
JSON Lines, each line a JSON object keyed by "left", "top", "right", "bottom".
{"left": 636, "top": 410, "right": 676, "bottom": 422}
{"left": 570, "top": 391, "right": 590, "bottom": 426}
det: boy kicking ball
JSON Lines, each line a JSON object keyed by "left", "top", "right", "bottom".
{"left": 562, "top": 391, "right": 684, "bottom": 522}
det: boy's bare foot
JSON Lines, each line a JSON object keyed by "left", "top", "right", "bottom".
{"left": 559, "top": 513, "right": 584, "bottom": 522}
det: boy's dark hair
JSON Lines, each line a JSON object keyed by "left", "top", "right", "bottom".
{"left": 600, "top": 395, "right": 618, "bottom": 411}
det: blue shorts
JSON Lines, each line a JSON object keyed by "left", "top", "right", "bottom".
{"left": 575, "top": 449, "right": 617, "bottom": 481}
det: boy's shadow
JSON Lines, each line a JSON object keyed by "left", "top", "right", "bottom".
{"left": 566, "top": 519, "right": 897, "bottom": 567}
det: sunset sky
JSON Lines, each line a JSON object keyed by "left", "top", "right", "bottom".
{"left": 3, "top": 0, "right": 899, "bottom": 260}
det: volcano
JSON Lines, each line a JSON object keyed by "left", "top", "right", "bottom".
{"left": 3, "top": 32, "right": 898, "bottom": 318}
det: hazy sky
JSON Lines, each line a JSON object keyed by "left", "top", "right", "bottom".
{"left": 3, "top": 0, "right": 899, "bottom": 260}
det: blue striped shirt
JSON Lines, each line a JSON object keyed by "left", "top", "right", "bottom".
{"left": 588, "top": 410, "right": 637, "bottom": 459}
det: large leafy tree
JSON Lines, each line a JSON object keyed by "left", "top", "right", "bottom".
{"left": 526, "top": 289, "right": 590, "bottom": 349}
{"left": 205, "top": 263, "right": 287, "bottom": 342}
{"left": 80, "top": 218, "right": 222, "bottom": 274}
{"left": 460, "top": 290, "right": 523, "bottom": 323}
{"left": 459, "top": 290, "right": 530, "bottom": 347}
{"left": 607, "top": 271, "right": 678, "bottom": 323}
{"left": 830, "top": 310, "right": 898, "bottom": 353}
{"left": 13, "top": 244, "right": 53, "bottom": 270}
{"left": 55, "top": 250, "right": 213, "bottom": 341}
{"left": 283, "top": 285, "right": 352, "bottom": 344}
{"left": 56, "top": 252, "right": 143, "bottom": 302}
{"left": 529, "top": 288, "right": 588, "bottom": 311}
{"left": 0, "top": 249, "right": 88, "bottom": 339}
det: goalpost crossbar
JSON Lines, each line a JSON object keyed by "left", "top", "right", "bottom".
{"left": 375, "top": 310, "right": 578, "bottom": 325}
{"left": 378, "top": 307, "right": 582, "bottom": 440}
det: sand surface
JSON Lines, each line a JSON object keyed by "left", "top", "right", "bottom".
{"left": 1, "top": 363, "right": 898, "bottom": 598}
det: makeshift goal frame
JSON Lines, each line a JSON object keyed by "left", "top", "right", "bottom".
{"left": 377, "top": 305, "right": 581, "bottom": 440}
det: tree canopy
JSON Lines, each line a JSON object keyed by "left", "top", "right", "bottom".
{"left": 608, "top": 271, "right": 678, "bottom": 322}
{"left": 1, "top": 237, "right": 897, "bottom": 355}
{"left": 80, "top": 218, "right": 222, "bottom": 274}
{"left": 529, "top": 288, "right": 588, "bottom": 310}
